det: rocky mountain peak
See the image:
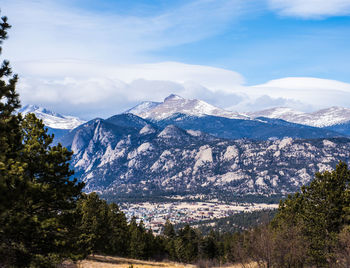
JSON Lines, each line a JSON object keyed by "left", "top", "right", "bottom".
{"left": 164, "top": 94, "right": 184, "bottom": 102}
{"left": 157, "top": 124, "right": 187, "bottom": 138}
{"left": 139, "top": 124, "right": 156, "bottom": 135}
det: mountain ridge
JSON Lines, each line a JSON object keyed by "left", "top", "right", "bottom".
{"left": 249, "top": 106, "right": 350, "bottom": 127}
{"left": 126, "top": 94, "right": 249, "bottom": 120}
{"left": 21, "top": 95, "right": 350, "bottom": 131}
{"left": 56, "top": 114, "right": 350, "bottom": 200}
{"left": 19, "top": 104, "right": 86, "bottom": 130}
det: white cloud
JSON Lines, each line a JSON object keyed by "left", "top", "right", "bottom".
{"left": 249, "top": 77, "right": 350, "bottom": 110}
{"left": 1, "top": 0, "right": 250, "bottom": 62}
{"left": 14, "top": 60, "right": 245, "bottom": 118}
{"left": 14, "top": 60, "right": 350, "bottom": 118}
{"left": 14, "top": 60, "right": 244, "bottom": 89}
{"left": 268, "top": 0, "right": 350, "bottom": 18}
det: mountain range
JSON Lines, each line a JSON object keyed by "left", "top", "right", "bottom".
{"left": 249, "top": 106, "right": 350, "bottom": 128}
{"left": 22, "top": 95, "right": 350, "bottom": 136}
{"left": 126, "top": 94, "right": 248, "bottom": 120}
{"left": 19, "top": 95, "right": 350, "bottom": 201}
{"left": 18, "top": 105, "right": 86, "bottom": 139}
{"left": 19, "top": 105, "right": 86, "bottom": 129}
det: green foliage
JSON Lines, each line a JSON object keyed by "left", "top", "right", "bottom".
{"left": 200, "top": 230, "right": 219, "bottom": 260}
{"left": 163, "top": 219, "right": 176, "bottom": 238}
{"left": 0, "top": 13, "right": 84, "bottom": 267}
{"left": 128, "top": 218, "right": 159, "bottom": 260}
{"left": 0, "top": 111, "right": 85, "bottom": 267}
{"left": 184, "top": 209, "right": 277, "bottom": 235}
{"left": 0, "top": 13, "right": 22, "bottom": 221}
{"left": 272, "top": 161, "right": 350, "bottom": 266}
{"left": 75, "top": 193, "right": 130, "bottom": 257}
{"left": 174, "top": 225, "right": 200, "bottom": 263}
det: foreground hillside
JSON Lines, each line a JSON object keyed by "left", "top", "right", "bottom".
{"left": 66, "top": 255, "right": 195, "bottom": 268}
{"left": 63, "top": 255, "right": 251, "bottom": 268}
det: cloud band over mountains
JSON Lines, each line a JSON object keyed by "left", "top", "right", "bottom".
{"left": 15, "top": 60, "right": 350, "bottom": 119}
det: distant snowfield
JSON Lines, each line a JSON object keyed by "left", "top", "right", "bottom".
{"left": 18, "top": 104, "right": 86, "bottom": 129}
{"left": 249, "top": 106, "right": 350, "bottom": 127}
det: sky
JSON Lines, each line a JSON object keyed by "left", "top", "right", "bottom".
{"left": 1, "top": 0, "right": 350, "bottom": 119}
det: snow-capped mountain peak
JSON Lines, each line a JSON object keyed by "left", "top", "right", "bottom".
{"left": 127, "top": 94, "right": 249, "bottom": 120}
{"left": 18, "top": 104, "right": 86, "bottom": 130}
{"left": 250, "top": 106, "right": 350, "bottom": 127}
{"left": 164, "top": 94, "right": 184, "bottom": 102}
{"left": 19, "top": 105, "right": 65, "bottom": 119}
{"left": 124, "top": 101, "right": 161, "bottom": 115}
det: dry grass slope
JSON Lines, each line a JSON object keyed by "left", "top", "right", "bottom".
{"left": 62, "top": 255, "right": 258, "bottom": 268}
{"left": 63, "top": 255, "right": 194, "bottom": 268}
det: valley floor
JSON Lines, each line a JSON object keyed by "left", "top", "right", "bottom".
{"left": 121, "top": 200, "right": 277, "bottom": 234}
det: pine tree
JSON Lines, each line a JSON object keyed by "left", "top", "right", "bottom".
{"left": 129, "top": 217, "right": 147, "bottom": 259}
{"left": 75, "top": 192, "right": 130, "bottom": 257}
{"left": 163, "top": 219, "right": 176, "bottom": 238}
{"left": 175, "top": 225, "right": 199, "bottom": 263}
{"left": 106, "top": 202, "right": 129, "bottom": 256}
{"left": 201, "top": 230, "right": 218, "bottom": 260}
{"left": 272, "top": 161, "right": 350, "bottom": 266}
{"left": 0, "top": 13, "right": 85, "bottom": 267}
{"left": 76, "top": 193, "right": 110, "bottom": 254}
{"left": 0, "top": 13, "right": 22, "bottom": 222}
{"left": 0, "top": 13, "right": 29, "bottom": 266}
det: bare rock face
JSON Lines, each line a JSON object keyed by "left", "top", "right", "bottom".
{"left": 59, "top": 113, "right": 350, "bottom": 200}
{"left": 20, "top": 99, "right": 350, "bottom": 202}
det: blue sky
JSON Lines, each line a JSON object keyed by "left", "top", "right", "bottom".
{"left": 2, "top": 0, "right": 350, "bottom": 118}
{"left": 152, "top": 14, "right": 350, "bottom": 85}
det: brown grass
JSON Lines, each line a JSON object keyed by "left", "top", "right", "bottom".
{"left": 64, "top": 255, "right": 194, "bottom": 268}
{"left": 62, "top": 255, "right": 258, "bottom": 268}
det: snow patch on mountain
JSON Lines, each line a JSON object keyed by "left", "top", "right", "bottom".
{"left": 250, "top": 106, "right": 350, "bottom": 127}
{"left": 19, "top": 104, "right": 85, "bottom": 129}
{"left": 98, "top": 145, "right": 120, "bottom": 167}
{"left": 128, "top": 94, "right": 249, "bottom": 120}
{"left": 125, "top": 101, "right": 161, "bottom": 114}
